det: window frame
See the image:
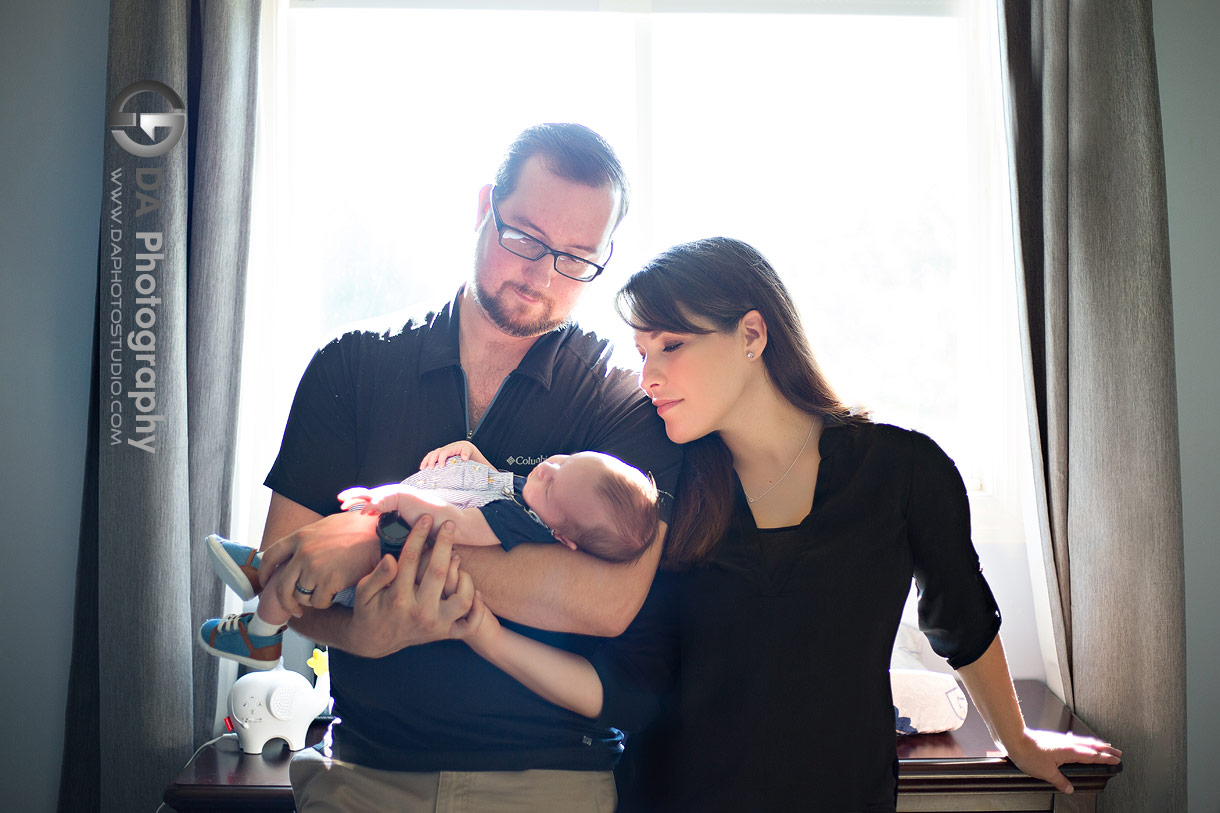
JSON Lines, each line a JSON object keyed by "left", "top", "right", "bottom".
{"left": 238, "top": 0, "right": 1047, "bottom": 680}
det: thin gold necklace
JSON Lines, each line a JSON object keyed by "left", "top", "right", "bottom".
{"left": 743, "top": 419, "right": 817, "bottom": 504}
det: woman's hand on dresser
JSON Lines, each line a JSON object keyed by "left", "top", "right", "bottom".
{"left": 1004, "top": 727, "right": 1123, "bottom": 794}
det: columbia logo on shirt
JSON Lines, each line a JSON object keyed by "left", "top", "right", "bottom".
{"left": 505, "top": 454, "right": 547, "bottom": 467}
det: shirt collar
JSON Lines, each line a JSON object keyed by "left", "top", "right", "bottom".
{"left": 418, "top": 286, "right": 574, "bottom": 392}
{"left": 818, "top": 419, "right": 847, "bottom": 460}
{"left": 418, "top": 289, "right": 464, "bottom": 375}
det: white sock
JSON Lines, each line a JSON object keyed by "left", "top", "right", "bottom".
{"left": 246, "top": 611, "right": 282, "bottom": 637}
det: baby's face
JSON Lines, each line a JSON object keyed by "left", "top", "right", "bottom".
{"left": 521, "top": 452, "right": 615, "bottom": 548}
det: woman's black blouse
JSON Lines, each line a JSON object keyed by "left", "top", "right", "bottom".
{"left": 593, "top": 423, "right": 1002, "bottom": 812}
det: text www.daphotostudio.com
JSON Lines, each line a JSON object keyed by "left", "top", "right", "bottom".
{"left": 103, "top": 80, "right": 186, "bottom": 454}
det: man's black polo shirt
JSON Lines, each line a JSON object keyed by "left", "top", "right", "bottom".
{"left": 265, "top": 289, "right": 682, "bottom": 772}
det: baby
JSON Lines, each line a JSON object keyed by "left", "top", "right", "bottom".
{"left": 198, "top": 440, "right": 659, "bottom": 669}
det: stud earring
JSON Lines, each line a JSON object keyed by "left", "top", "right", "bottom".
{"left": 746, "top": 352, "right": 755, "bottom": 359}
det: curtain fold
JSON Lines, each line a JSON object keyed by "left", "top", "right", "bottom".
{"left": 58, "top": 2, "right": 259, "bottom": 810}
{"left": 999, "top": 0, "right": 1186, "bottom": 809}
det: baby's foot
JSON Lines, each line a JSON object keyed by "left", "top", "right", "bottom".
{"left": 198, "top": 612, "right": 283, "bottom": 670}
{"left": 206, "top": 534, "right": 262, "bottom": 600}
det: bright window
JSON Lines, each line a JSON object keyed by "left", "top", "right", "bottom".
{"left": 239, "top": 0, "right": 1045, "bottom": 677}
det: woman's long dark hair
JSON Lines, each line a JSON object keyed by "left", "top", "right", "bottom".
{"left": 617, "top": 237, "right": 868, "bottom": 569}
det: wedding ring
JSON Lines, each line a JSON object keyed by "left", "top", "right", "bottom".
{"left": 294, "top": 581, "right": 316, "bottom": 596}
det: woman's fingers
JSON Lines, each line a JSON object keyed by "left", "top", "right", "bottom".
{"left": 452, "top": 585, "right": 485, "bottom": 638}
{"left": 441, "top": 570, "right": 476, "bottom": 626}
{"left": 444, "top": 553, "right": 462, "bottom": 596}
{"left": 1047, "top": 768, "right": 1072, "bottom": 794}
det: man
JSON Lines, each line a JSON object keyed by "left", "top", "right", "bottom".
{"left": 256, "top": 123, "right": 682, "bottom": 810}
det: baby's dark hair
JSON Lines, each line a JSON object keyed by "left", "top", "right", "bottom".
{"left": 563, "top": 463, "right": 660, "bottom": 563}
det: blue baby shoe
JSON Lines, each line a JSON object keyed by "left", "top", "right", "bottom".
{"left": 198, "top": 613, "right": 283, "bottom": 670}
{"left": 206, "top": 534, "right": 263, "bottom": 601}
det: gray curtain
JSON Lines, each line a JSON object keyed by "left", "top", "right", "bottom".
{"left": 999, "top": 1, "right": 1186, "bottom": 809}
{"left": 58, "top": 2, "right": 259, "bottom": 810}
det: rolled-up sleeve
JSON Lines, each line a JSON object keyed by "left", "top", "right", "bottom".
{"left": 906, "top": 432, "right": 1002, "bottom": 669}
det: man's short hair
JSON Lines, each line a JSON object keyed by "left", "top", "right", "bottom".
{"left": 494, "top": 123, "right": 630, "bottom": 228}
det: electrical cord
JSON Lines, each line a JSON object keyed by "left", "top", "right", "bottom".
{"left": 154, "top": 732, "right": 239, "bottom": 813}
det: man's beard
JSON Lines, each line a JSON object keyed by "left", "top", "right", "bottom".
{"left": 471, "top": 278, "right": 566, "bottom": 338}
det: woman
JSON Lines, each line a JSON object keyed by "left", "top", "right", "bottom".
{"left": 457, "top": 237, "right": 1120, "bottom": 811}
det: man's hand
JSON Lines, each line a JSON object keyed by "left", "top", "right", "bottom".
{"left": 346, "top": 517, "right": 476, "bottom": 658}
{"left": 258, "top": 508, "right": 381, "bottom": 617}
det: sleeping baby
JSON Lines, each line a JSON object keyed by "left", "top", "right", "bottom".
{"left": 198, "top": 440, "right": 659, "bottom": 669}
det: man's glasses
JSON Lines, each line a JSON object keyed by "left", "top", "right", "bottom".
{"left": 489, "top": 187, "right": 612, "bottom": 282}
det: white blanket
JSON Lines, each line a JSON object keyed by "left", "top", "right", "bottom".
{"left": 891, "top": 623, "right": 969, "bottom": 735}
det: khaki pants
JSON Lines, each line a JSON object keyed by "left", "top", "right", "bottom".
{"left": 290, "top": 748, "right": 618, "bottom": 812}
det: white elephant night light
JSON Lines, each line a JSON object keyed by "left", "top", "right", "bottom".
{"left": 226, "top": 648, "right": 333, "bottom": 754}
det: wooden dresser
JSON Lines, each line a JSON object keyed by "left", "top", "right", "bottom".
{"left": 165, "top": 680, "right": 1120, "bottom": 811}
